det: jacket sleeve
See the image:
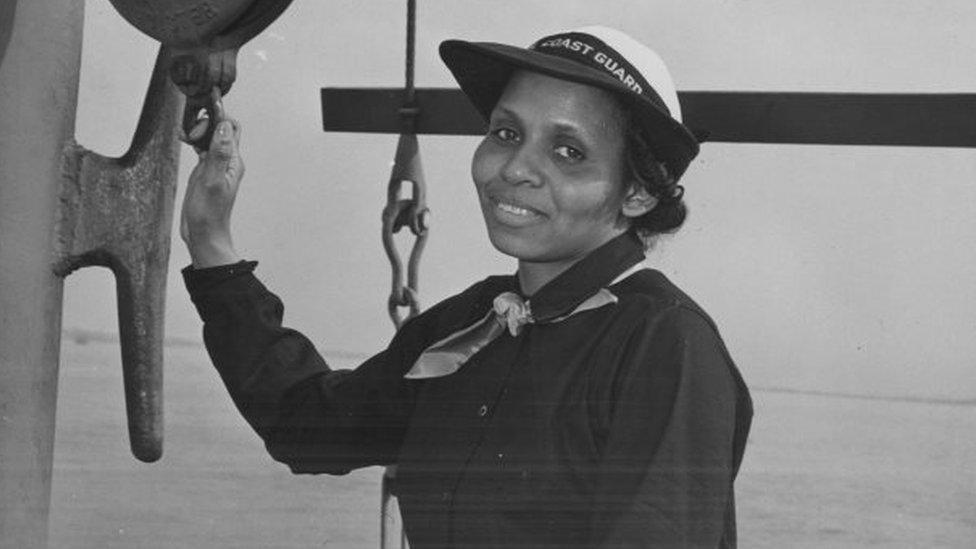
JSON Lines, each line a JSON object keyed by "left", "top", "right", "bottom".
{"left": 590, "top": 305, "right": 742, "bottom": 548}
{"left": 184, "top": 262, "right": 424, "bottom": 475}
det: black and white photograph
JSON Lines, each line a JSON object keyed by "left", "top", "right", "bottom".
{"left": 0, "top": 1, "right": 973, "bottom": 547}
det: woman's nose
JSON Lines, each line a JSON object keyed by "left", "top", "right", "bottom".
{"left": 500, "top": 144, "right": 543, "bottom": 187}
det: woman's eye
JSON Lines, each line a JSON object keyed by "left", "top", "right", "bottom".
{"left": 491, "top": 127, "right": 519, "bottom": 143}
{"left": 554, "top": 144, "right": 584, "bottom": 161}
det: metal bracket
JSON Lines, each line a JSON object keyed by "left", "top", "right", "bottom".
{"left": 54, "top": 46, "right": 182, "bottom": 463}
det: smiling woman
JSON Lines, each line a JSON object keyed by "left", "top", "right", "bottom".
{"left": 472, "top": 71, "right": 638, "bottom": 292}
{"left": 178, "top": 25, "right": 752, "bottom": 548}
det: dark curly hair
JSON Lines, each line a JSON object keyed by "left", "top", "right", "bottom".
{"left": 620, "top": 110, "right": 688, "bottom": 244}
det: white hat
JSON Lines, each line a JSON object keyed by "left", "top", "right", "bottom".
{"left": 440, "top": 26, "right": 699, "bottom": 179}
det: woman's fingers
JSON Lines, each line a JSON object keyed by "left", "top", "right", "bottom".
{"left": 202, "top": 119, "right": 242, "bottom": 190}
{"left": 179, "top": 115, "right": 244, "bottom": 249}
{"left": 208, "top": 120, "right": 234, "bottom": 161}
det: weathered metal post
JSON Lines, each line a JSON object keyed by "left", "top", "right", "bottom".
{"left": 1, "top": 1, "right": 295, "bottom": 546}
{"left": 0, "top": 2, "right": 85, "bottom": 546}
{"left": 0, "top": 2, "right": 182, "bottom": 547}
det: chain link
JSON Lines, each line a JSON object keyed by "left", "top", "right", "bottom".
{"left": 381, "top": 133, "right": 428, "bottom": 330}
{"left": 382, "top": 3, "right": 420, "bottom": 547}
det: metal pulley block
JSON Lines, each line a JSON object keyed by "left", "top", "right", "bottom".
{"left": 107, "top": 0, "right": 293, "bottom": 148}
{"left": 107, "top": 0, "right": 292, "bottom": 50}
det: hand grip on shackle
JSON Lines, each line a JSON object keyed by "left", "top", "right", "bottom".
{"left": 109, "top": 0, "right": 292, "bottom": 153}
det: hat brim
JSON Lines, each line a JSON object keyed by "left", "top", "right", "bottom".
{"left": 439, "top": 39, "right": 700, "bottom": 179}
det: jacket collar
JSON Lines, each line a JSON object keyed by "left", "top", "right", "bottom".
{"left": 520, "top": 232, "right": 645, "bottom": 322}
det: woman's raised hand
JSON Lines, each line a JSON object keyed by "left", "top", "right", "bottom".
{"left": 180, "top": 116, "right": 245, "bottom": 268}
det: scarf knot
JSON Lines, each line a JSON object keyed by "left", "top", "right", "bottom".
{"left": 492, "top": 292, "right": 533, "bottom": 336}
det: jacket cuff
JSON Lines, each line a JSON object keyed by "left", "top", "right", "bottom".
{"left": 182, "top": 260, "right": 258, "bottom": 292}
{"left": 182, "top": 260, "right": 261, "bottom": 321}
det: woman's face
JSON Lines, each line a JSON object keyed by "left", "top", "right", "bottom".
{"left": 471, "top": 70, "right": 635, "bottom": 269}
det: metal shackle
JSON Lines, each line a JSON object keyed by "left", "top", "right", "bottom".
{"left": 107, "top": 0, "right": 293, "bottom": 150}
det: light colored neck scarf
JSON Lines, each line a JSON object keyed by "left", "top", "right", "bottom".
{"left": 404, "top": 263, "right": 645, "bottom": 379}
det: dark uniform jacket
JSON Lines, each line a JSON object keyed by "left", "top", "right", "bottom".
{"left": 183, "top": 233, "right": 752, "bottom": 548}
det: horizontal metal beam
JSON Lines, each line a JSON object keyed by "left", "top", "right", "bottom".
{"left": 685, "top": 92, "right": 976, "bottom": 147}
{"left": 322, "top": 88, "right": 483, "bottom": 136}
{"left": 321, "top": 87, "right": 976, "bottom": 148}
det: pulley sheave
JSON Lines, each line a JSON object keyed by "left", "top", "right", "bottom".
{"left": 107, "top": 0, "right": 291, "bottom": 50}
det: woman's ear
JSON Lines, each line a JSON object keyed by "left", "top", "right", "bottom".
{"left": 621, "top": 184, "right": 657, "bottom": 219}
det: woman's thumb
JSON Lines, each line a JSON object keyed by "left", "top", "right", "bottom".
{"left": 208, "top": 119, "right": 236, "bottom": 161}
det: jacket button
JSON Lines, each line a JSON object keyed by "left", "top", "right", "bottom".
{"left": 478, "top": 404, "right": 488, "bottom": 417}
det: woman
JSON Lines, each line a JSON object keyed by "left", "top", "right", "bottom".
{"left": 181, "top": 26, "right": 752, "bottom": 548}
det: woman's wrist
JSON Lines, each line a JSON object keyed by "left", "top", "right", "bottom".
{"left": 186, "top": 233, "right": 241, "bottom": 268}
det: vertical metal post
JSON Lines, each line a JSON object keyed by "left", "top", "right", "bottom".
{"left": 0, "top": 2, "right": 181, "bottom": 546}
{"left": 0, "top": 1, "right": 82, "bottom": 547}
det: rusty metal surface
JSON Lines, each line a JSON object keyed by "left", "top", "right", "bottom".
{"left": 55, "top": 46, "right": 183, "bottom": 463}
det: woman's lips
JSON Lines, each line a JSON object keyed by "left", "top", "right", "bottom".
{"left": 488, "top": 194, "right": 546, "bottom": 225}
{"left": 497, "top": 201, "right": 536, "bottom": 216}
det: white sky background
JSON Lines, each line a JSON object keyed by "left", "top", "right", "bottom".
{"left": 66, "top": 0, "right": 976, "bottom": 400}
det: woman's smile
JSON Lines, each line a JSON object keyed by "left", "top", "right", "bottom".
{"left": 470, "top": 69, "right": 635, "bottom": 286}
{"left": 487, "top": 192, "right": 548, "bottom": 226}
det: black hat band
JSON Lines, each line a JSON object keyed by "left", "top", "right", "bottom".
{"left": 530, "top": 32, "right": 670, "bottom": 115}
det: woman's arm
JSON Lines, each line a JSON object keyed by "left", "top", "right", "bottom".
{"left": 185, "top": 264, "right": 419, "bottom": 474}
{"left": 180, "top": 118, "right": 419, "bottom": 474}
{"left": 589, "top": 306, "right": 744, "bottom": 547}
